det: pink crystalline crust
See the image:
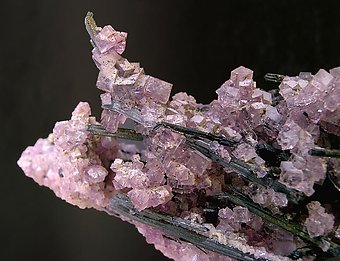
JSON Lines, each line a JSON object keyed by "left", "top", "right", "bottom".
{"left": 304, "top": 201, "right": 335, "bottom": 238}
{"left": 110, "top": 154, "right": 173, "bottom": 211}
{"left": 18, "top": 102, "right": 116, "bottom": 210}
{"left": 216, "top": 206, "right": 296, "bottom": 257}
{"left": 111, "top": 156, "right": 149, "bottom": 190}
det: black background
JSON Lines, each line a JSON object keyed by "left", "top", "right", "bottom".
{"left": 1, "top": 1, "right": 340, "bottom": 260}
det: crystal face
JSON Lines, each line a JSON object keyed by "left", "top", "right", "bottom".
{"left": 305, "top": 201, "right": 335, "bottom": 238}
{"left": 17, "top": 14, "right": 340, "bottom": 261}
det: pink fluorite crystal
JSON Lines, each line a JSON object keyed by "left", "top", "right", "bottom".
{"left": 101, "top": 109, "right": 127, "bottom": 133}
{"left": 217, "top": 206, "right": 251, "bottom": 233}
{"left": 277, "top": 119, "right": 302, "bottom": 150}
{"left": 127, "top": 185, "right": 173, "bottom": 211}
{"left": 111, "top": 156, "right": 149, "bottom": 189}
{"left": 279, "top": 154, "right": 327, "bottom": 196}
{"left": 304, "top": 201, "right": 335, "bottom": 238}
{"left": 18, "top": 102, "right": 115, "bottom": 210}
{"left": 232, "top": 143, "right": 257, "bottom": 162}
{"left": 144, "top": 76, "right": 173, "bottom": 104}
{"left": 245, "top": 183, "right": 288, "bottom": 213}
{"left": 94, "top": 25, "right": 127, "bottom": 54}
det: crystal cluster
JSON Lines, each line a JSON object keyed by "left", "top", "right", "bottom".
{"left": 304, "top": 201, "right": 335, "bottom": 238}
{"left": 214, "top": 206, "right": 296, "bottom": 257}
{"left": 243, "top": 183, "right": 288, "bottom": 214}
{"left": 277, "top": 69, "right": 340, "bottom": 195}
{"left": 18, "top": 16, "right": 340, "bottom": 261}
{"left": 93, "top": 26, "right": 172, "bottom": 130}
{"left": 18, "top": 102, "right": 115, "bottom": 210}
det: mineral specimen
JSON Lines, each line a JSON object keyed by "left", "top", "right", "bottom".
{"left": 17, "top": 12, "right": 340, "bottom": 261}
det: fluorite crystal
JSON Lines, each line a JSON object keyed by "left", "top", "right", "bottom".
{"left": 18, "top": 102, "right": 115, "bottom": 210}
{"left": 127, "top": 185, "right": 173, "bottom": 211}
{"left": 304, "top": 201, "right": 335, "bottom": 238}
{"left": 94, "top": 25, "right": 127, "bottom": 54}
{"left": 18, "top": 14, "right": 340, "bottom": 261}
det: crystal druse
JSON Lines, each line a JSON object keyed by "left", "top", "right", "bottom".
{"left": 18, "top": 16, "right": 340, "bottom": 261}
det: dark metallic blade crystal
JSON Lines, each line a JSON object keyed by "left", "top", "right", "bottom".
{"left": 108, "top": 193, "right": 265, "bottom": 261}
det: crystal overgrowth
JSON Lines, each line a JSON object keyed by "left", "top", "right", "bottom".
{"left": 18, "top": 12, "right": 340, "bottom": 261}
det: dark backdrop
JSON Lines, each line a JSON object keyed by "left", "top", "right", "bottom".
{"left": 1, "top": 1, "right": 340, "bottom": 260}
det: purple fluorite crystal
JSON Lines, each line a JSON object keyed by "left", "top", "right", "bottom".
{"left": 94, "top": 25, "right": 127, "bottom": 54}
{"left": 18, "top": 102, "right": 115, "bottom": 210}
{"left": 304, "top": 201, "right": 335, "bottom": 238}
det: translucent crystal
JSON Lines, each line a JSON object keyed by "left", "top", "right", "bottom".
{"left": 233, "top": 206, "right": 250, "bottom": 223}
{"left": 94, "top": 25, "right": 127, "bottom": 54}
{"left": 96, "top": 63, "right": 118, "bottom": 92}
{"left": 101, "top": 109, "right": 127, "bottom": 133}
{"left": 277, "top": 119, "right": 301, "bottom": 150}
{"left": 144, "top": 76, "right": 173, "bottom": 104}
{"left": 84, "top": 165, "right": 108, "bottom": 184}
{"left": 127, "top": 185, "right": 173, "bottom": 210}
{"left": 233, "top": 143, "right": 257, "bottom": 162}
{"left": 305, "top": 201, "right": 335, "bottom": 238}
{"left": 111, "top": 155, "right": 149, "bottom": 190}
{"left": 247, "top": 184, "right": 288, "bottom": 213}
{"left": 231, "top": 66, "right": 254, "bottom": 85}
